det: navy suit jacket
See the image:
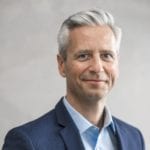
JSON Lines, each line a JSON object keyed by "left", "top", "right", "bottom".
{"left": 2, "top": 98, "right": 145, "bottom": 150}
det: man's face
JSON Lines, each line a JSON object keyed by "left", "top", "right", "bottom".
{"left": 57, "top": 25, "right": 119, "bottom": 102}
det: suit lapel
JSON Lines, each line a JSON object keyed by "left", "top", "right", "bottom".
{"left": 113, "top": 118, "right": 129, "bottom": 150}
{"left": 60, "top": 124, "right": 85, "bottom": 150}
{"left": 55, "top": 99, "right": 85, "bottom": 150}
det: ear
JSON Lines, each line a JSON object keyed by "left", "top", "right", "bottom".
{"left": 57, "top": 54, "right": 66, "bottom": 77}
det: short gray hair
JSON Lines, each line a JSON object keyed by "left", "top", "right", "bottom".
{"left": 57, "top": 9, "right": 122, "bottom": 60}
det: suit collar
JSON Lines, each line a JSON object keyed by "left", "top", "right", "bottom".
{"left": 55, "top": 98, "right": 85, "bottom": 150}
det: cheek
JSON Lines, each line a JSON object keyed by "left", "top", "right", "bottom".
{"left": 65, "top": 60, "right": 91, "bottom": 82}
{"left": 109, "top": 64, "right": 119, "bottom": 80}
{"left": 65, "top": 65, "right": 79, "bottom": 79}
{"left": 68, "top": 62, "right": 86, "bottom": 75}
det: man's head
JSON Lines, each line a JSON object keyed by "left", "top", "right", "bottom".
{"left": 57, "top": 9, "right": 122, "bottom": 61}
{"left": 57, "top": 9, "right": 122, "bottom": 103}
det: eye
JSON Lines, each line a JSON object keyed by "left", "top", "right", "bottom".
{"left": 77, "top": 53, "right": 91, "bottom": 61}
{"left": 101, "top": 53, "right": 115, "bottom": 62}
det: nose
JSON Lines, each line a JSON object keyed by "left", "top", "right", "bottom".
{"left": 89, "top": 56, "right": 104, "bottom": 73}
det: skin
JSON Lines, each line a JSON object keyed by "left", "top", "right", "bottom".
{"left": 57, "top": 25, "right": 119, "bottom": 127}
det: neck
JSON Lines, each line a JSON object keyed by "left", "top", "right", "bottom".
{"left": 66, "top": 94, "right": 106, "bottom": 128}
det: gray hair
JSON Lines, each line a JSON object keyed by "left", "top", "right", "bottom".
{"left": 57, "top": 9, "right": 122, "bottom": 60}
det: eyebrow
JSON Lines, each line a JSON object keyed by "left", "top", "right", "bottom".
{"left": 73, "top": 49, "right": 91, "bottom": 55}
{"left": 100, "top": 50, "right": 116, "bottom": 54}
{"left": 76, "top": 49, "right": 92, "bottom": 53}
{"left": 75, "top": 49, "right": 116, "bottom": 54}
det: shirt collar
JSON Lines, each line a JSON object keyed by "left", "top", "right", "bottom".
{"left": 103, "top": 105, "right": 116, "bottom": 133}
{"left": 63, "top": 97, "right": 116, "bottom": 134}
{"left": 63, "top": 97, "right": 91, "bottom": 133}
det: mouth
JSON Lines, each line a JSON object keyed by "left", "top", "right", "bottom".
{"left": 83, "top": 79, "right": 106, "bottom": 82}
{"left": 80, "top": 74, "right": 109, "bottom": 86}
{"left": 82, "top": 79, "right": 108, "bottom": 85}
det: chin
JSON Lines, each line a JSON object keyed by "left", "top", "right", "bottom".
{"left": 87, "top": 88, "right": 108, "bottom": 96}
{"left": 85, "top": 92, "right": 107, "bottom": 101}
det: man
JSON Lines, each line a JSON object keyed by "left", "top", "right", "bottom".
{"left": 2, "top": 9, "right": 145, "bottom": 150}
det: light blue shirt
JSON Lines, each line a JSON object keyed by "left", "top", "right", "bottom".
{"left": 63, "top": 98, "right": 118, "bottom": 150}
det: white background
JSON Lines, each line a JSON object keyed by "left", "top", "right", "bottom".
{"left": 0, "top": 0, "right": 150, "bottom": 149}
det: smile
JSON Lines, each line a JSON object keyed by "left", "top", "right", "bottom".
{"left": 82, "top": 79, "right": 108, "bottom": 85}
{"left": 83, "top": 79, "right": 106, "bottom": 82}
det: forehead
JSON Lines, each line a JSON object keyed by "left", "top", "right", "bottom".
{"left": 69, "top": 25, "right": 115, "bottom": 39}
{"left": 67, "top": 25, "right": 117, "bottom": 52}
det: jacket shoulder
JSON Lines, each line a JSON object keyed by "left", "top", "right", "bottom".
{"left": 2, "top": 109, "right": 63, "bottom": 150}
{"left": 113, "top": 116, "right": 141, "bottom": 132}
{"left": 113, "top": 116, "right": 145, "bottom": 150}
